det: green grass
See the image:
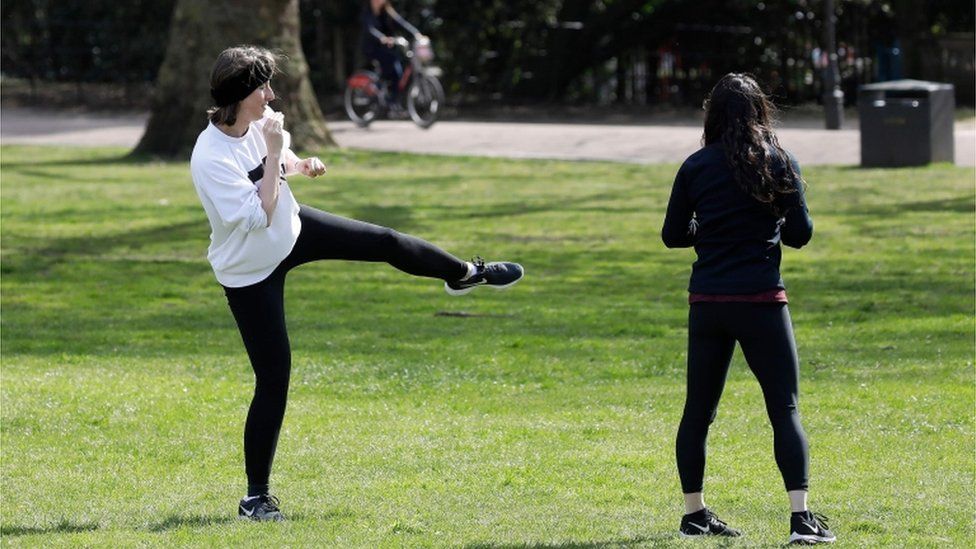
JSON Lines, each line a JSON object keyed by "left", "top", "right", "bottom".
{"left": 1, "top": 145, "right": 973, "bottom": 547}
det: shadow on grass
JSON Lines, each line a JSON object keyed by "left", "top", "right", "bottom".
{"left": 2, "top": 218, "right": 206, "bottom": 274}
{"left": 464, "top": 534, "right": 677, "bottom": 549}
{"left": 3, "top": 149, "right": 182, "bottom": 169}
{"left": 1, "top": 151, "right": 176, "bottom": 168}
{"left": 145, "top": 509, "right": 353, "bottom": 532}
{"left": 434, "top": 188, "right": 640, "bottom": 220}
{"left": 854, "top": 194, "right": 975, "bottom": 216}
{"left": 146, "top": 514, "right": 240, "bottom": 532}
{"left": 344, "top": 204, "right": 420, "bottom": 232}
{"left": 1, "top": 520, "right": 100, "bottom": 537}
{"left": 827, "top": 163, "right": 965, "bottom": 172}
{"left": 317, "top": 183, "right": 645, "bottom": 225}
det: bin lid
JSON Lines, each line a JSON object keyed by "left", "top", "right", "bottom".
{"left": 859, "top": 79, "right": 954, "bottom": 92}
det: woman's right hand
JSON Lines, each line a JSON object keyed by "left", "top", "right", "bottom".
{"left": 262, "top": 111, "right": 285, "bottom": 157}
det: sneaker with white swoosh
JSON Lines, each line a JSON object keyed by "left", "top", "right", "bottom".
{"left": 789, "top": 510, "right": 836, "bottom": 544}
{"left": 445, "top": 257, "right": 524, "bottom": 296}
{"left": 678, "top": 508, "right": 742, "bottom": 537}
{"left": 238, "top": 494, "right": 285, "bottom": 522}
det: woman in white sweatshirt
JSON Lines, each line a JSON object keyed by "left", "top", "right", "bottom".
{"left": 190, "top": 45, "right": 523, "bottom": 521}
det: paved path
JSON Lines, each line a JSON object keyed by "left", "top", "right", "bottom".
{"left": 2, "top": 107, "right": 974, "bottom": 166}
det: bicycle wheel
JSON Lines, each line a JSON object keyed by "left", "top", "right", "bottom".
{"left": 406, "top": 75, "right": 444, "bottom": 129}
{"left": 344, "top": 77, "right": 381, "bottom": 128}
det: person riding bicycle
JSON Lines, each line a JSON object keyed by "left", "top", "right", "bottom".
{"left": 361, "top": 0, "right": 426, "bottom": 111}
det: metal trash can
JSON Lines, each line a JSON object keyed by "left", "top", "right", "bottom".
{"left": 858, "top": 79, "right": 955, "bottom": 167}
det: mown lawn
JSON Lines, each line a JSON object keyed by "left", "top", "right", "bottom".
{"left": 1, "top": 145, "right": 973, "bottom": 547}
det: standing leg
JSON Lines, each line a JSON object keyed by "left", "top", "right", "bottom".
{"left": 735, "top": 304, "right": 836, "bottom": 544}
{"left": 676, "top": 303, "right": 737, "bottom": 497}
{"left": 224, "top": 270, "right": 291, "bottom": 499}
{"left": 676, "top": 303, "right": 744, "bottom": 538}
{"left": 734, "top": 303, "right": 809, "bottom": 493}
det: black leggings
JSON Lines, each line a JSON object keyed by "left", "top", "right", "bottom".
{"left": 676, "top": 302, "right": 810, "bottom": 493}
{"left": 223, "top": 205, "right": 467, "bottom": 492}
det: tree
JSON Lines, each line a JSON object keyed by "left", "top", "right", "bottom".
{"left": 134, "top": 0, "right": 334, "bottom": 158}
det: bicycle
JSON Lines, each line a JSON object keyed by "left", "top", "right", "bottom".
{"left": 344, "top": 36, "right": 445, "bottom": 129}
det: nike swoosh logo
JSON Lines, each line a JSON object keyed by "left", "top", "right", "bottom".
{"left": 240, "top": 505, "right": 256, "bottom": 517}
{"left": 801, "top": 520, "right": 819, "bottom": 533}
{"left": 687, "top": 522, "right": 709, "bottom": 533}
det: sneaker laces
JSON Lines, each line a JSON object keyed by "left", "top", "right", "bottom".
{"left": 472, "top": 257, "right": 512, "bottom": 275}
{"left": 811, "top": 512, "right": 831, "bottom": 531}
{"left": 261, "top": 495, "right": 281, "bottom": 511}
{"left": 704, "top": 509, "right": 730, "bottom": 528}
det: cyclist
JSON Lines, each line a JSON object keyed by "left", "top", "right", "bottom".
{"left": 361, "top": 0, "right": 426, "bottom": 112}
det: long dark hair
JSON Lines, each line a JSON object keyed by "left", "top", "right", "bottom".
{"left": 702, "top": 73, "right": 802, "bottom": 215}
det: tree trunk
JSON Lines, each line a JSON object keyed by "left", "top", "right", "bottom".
{"left": 133, "top": 0, "right": 335, "bottom": 158}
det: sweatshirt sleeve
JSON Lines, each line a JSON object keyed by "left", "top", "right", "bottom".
{"left": 661, "top": 166, "right": 697, "bottom": 248}
{"left": 196, "top": 158, "right": 268, "bottom": 233}
{"left": 779, "top": 158, "right": 813, "bottom": 249}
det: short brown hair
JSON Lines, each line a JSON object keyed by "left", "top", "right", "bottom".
{"left": 207, "top": 45, "right": 279, "bottom": 126}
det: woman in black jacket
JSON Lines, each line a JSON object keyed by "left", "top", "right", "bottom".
{"left": 662, "top": 73, "right": 835, "bottom": 545}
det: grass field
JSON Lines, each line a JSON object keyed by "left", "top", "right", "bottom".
{"left": 1, "top": 145, "right": 973, "bottom": 547}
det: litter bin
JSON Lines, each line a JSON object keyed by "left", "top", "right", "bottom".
{"left": 858, "top": 79, "right": 955, "bottom": 167}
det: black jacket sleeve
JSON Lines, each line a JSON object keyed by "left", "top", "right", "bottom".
{"left": 362, "top": 9, "right": 386, "bottom": 45}
{"left": 779, "top": 158, "right": 813, "bottom": 249}
{"left": 661, "top": 166, "right": 697, "bottom": 248}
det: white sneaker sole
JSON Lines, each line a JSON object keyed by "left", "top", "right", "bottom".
{"left": 238, "top": 514, "right": 285, "bottom": 522}
{"left": 678, "top": 530, "right": 741, "bottom": 539}
{"left": 789, "top": 532, "right": 836, "bottom": 544}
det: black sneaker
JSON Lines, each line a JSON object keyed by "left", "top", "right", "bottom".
{"left": 238, "top": 494, "right": 285, "bottom": 522}
{"left": 789, "top": 511, "right": 835, "bottom": 544}
{"left": 445, "top": 257, "right": 524, "bottom": 296}
{"left": 678, "top": 508, "right": 742, "bottom": 537}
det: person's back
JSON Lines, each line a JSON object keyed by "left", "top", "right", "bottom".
{"left": 663, "top": 142, "right": 811, "bottom": 294}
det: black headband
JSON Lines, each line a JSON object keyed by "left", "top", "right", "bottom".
{"left": 210, "top": 66, "right": 272, "bottom": 107}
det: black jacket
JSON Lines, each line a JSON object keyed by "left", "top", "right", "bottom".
{"left": 361, "top": 7, "right": 419, "bottom": 56}
{"left": 661, "top": 143, "right": 813, "bottom": 294}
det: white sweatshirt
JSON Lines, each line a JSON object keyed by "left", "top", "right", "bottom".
{"left": 190, "top": 112, "right": 301, "bottom": 287}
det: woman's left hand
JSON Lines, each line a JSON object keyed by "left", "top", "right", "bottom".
{"left": 298, "top": 157, "right": 327, "bottom": 178}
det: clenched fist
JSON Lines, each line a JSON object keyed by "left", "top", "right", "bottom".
{"left": 262, "top": 111, "right": 285, "bottom": 157}
{"left": 298, "top": 157, "right": 327, "bottom": 178}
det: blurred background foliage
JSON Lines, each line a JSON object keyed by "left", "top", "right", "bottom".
{"left": 2, "top": 0, "right": 973, "bottom": 110}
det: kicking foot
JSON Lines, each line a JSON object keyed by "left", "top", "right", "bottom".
{"left": 789, "top": 511, "right": 836, "bottom": 544}
{"left": 445, "top": 257, "right": 524, "bottom": 296}
{"left": 238, "top": 494, "right": 285, "bottom": 522}
{"left": 678, "top": 508, "right": 742, "bottom": 538}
